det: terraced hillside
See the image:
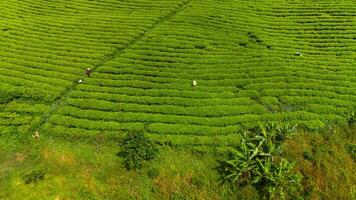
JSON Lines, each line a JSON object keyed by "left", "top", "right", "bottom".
{"left": 1, "top": 0, "right": 355, "bottom": 148}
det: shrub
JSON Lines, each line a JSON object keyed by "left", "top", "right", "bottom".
{"left": 147, "top": 167, "right": 160, "bottom": 179}
{"left": 21, "top": 169, "right": 45, "bottom": 184}
{"left": 117, "top": 132, "right": 158, "bottom": 170}
{"left": 347, "top": 111, "right": 355, "bottom": 124}
{"left": 303, "top": 150, "right": 315, "bottom": 162}
{"left": 194, "top": 41, "right": 209, "bottom": 50}
{"left": 346, "top": 144, "right": 356, "bottom": 160}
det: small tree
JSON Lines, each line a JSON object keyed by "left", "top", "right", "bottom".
{"left": 117, "top": 132, "right": 158, "bottom": 170}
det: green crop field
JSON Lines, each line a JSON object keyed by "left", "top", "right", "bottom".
{"left": 0, "top": 0, "right": 355, "bottom": 199}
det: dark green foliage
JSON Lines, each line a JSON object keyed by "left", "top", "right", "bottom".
{"left": 303, "top": 150, "right": 315, "bottom": 162}
{"left": 346, "top": 144, "right": 356, "bottom": 160}
{"left": 21, "top": 169, "right": 45, "bottom": 184}
{"left": 238, "top": 40, "right": 248, "bottom": 47}
{"left": 218, "top": 124, "right": 303, "bottom": 199}
{"left": 193, "top": 41, "right": 209, "bottom": 50}
{"left": 147, "top": 167, "right": 160, "bottom": 179}
{"left": 247, "top": 32, "right": 263, "bottom": 45}
{"left": 257, "top": 159, "right": 303, "bottom": 200}
{"left": 0, "top": 86, "right": 19, "bottom": 104}
{"left": 348, "top": 111, "right": 355, "bottom": 124}
{"left": 117, "top": 132, "right": 158, "bottom": 170}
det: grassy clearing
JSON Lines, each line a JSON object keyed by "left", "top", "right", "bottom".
{"left": 0, "top": 125, "right": 355, "bottom": 199}
{"left": 283, "top": 125, "right": 356, "bottom": 200}
{"left": 0, "top": 133, "right": 235, "bottom": 200}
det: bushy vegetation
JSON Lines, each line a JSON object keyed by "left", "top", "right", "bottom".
{"left": 117, "top": 132, "right": 158, "bottom": 170}
{"left": 21, "top": 168, "right": 45, "bottom": 184}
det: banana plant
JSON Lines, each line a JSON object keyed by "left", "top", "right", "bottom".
{"left": 218, "top": 123, "right": 303, "bottom": 199}
{"left": 219, "top": 132, "right": 262, "bottom": 185}
{"left": 258, "top": 158, "right": 301, "bottom": 200}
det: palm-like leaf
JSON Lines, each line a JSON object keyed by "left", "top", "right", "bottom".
{"left": 218, "top": 123, "right": 302, "bottom": 198}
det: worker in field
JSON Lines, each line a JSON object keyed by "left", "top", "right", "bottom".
{"left": 86, "top": 68, "right": 92, "bottom": 77}
{"left": 192, "top": 80, "right": 197, "bottom": 86}
{"left": 296, "top": 51, "right": 302, "bottom": 56}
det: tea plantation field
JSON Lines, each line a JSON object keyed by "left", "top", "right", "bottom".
{"left": 0, "top": 0, "right": 355, "bottom": 199}
{"left": 1, "top": 0, "right": 355, "bottom": 147}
